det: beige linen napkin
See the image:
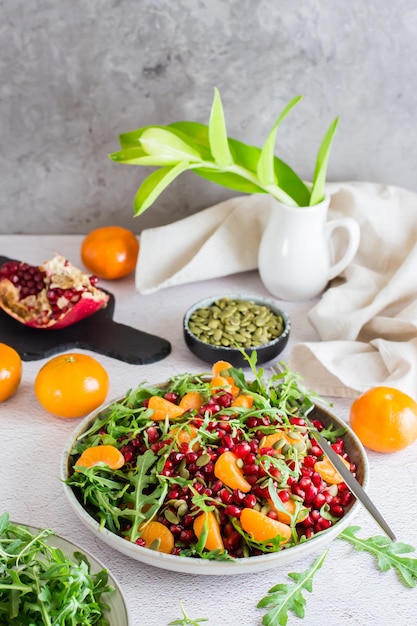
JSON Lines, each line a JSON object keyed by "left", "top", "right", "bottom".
{"left": 136, "top": 181, "right": 417, "bottom": 398}
{"left": 135, "top": 194, "right": 269, "bottom": 294}
{"left": 289, "top": 181, "right": 417, "bottom": 398}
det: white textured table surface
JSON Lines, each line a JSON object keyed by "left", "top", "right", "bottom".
{"left": 1, "top": 235, "right": 416, "bottom": 626}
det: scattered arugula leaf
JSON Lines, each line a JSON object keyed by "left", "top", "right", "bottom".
{"left": 339, "top": 526, "right": 417, "bottom": 588}
{"left": 257, "top": 551, "right": 328, "bottom": 625}
{"left": 169, "top": 600, "right": 209, "bottom": 625}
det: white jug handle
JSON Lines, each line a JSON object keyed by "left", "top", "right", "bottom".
{"left": 325, "top": 218, "right": 360, "bottom": 280}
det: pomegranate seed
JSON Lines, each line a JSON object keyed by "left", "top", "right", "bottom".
{"left": 304, "top": 484, "right": 318, "bottom": 504}
{"left": 224, "top": 505, "right": 242, "bottom": 518}
{"left": 243, "top": 493, "right": 257, "bottom": 508}
{"left": 232, "top": 442, "right": 251, "bottom": 459}
{"left": 164, "top": 391, "right": 179, "bottom": 403}
{"left": 312, "top": 493, "right": 327, "bottom": 509}
{"left": 330, "top": 505, "right": 344, "bottom": 517}
{"left": 135, "top": 538, "right": 146, "bottom": 546}
{"left": 266, "top": 510, "right": 279, "bottom": 521}
{"left": 278, "top": 490, "right": 290, "bottom": 503}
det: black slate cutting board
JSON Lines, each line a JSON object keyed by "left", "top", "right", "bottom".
{"left": 0, "top": 255, "right": 171, "bottom": 364}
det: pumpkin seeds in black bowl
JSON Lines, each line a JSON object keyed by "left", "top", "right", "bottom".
{"left": 183, "top": 294, "right": 291, "bottom": 368}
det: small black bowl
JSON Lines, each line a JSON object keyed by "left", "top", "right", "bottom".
{"left": 183, "top": 294, "right": 291, "bottom": 368}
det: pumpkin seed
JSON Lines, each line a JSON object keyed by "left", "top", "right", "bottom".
{"left": 164, "top": 509, "right": 179, "bottom": 524}
{"left": 196, "top": 452, "right": 211, "bottom": 467}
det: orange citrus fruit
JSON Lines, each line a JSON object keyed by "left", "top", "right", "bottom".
{"left": 193, "top": 511, "right": 224, "bottom": 552}
{"left": 0, "top": 343, "right": 22, "bottom": 402}
{"left": 34, "top": 353, "right": 109, "bottom": 418}
{"left": 350, "top": 386, "right": 417, "bottom": 453}
{"left": 138, "top": 521, "right": 174, "bottom": 554}
{"left": 75, "top": 444, "right": 125, "bottom": 470}
{"left": 81, "top": 226, "right": 139, "bottom": 280}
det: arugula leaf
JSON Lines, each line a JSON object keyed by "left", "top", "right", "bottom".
{"left": 257, "top": 551, "right": 328, "bottom": 625}
{"left": 339, "top": 526, "right": 417, "bottom": 588}
{"left": 169, "top": 600, "right": 209, "bottom": 625}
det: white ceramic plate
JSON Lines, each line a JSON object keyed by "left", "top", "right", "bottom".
{"left": 17, "top": 524, "right": 131, "bottom": 625}
{"left": 62, "top": 393, "right": 369, "bottom": 576}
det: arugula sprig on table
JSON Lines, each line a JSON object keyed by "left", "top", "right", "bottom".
{"left": 0, "top": 512, "right": 114, "bottom": 625}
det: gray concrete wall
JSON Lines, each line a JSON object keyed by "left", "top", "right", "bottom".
{"left": 1, "top": 0, "right": 416, "bottom": 234}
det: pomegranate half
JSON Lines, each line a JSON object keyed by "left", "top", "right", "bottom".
{"left": 0, "top": 255, "right": 109, "bottom": 330}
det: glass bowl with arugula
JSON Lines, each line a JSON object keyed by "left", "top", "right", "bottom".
{"left": 62, "top": 358, "right": 368, "bottom": 575}
{"left": 0, "top": 513, "right": 130, "bottom": 625}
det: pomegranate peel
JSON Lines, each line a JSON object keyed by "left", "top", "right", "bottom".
{"left": 0, "top": 255, "right": 109, "bottom": 330}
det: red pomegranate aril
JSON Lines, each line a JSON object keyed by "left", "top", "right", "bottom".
{"left": 311, "top": 445, "right": 323, "bottom": 457}
{"left": 164, "top": 391, "right": 179, "bottom": 404}
{"left": 289, "top": 417, "right": 306, "bottom": 427}
{"left": 242, "top": 493, "right": 257, "bottom": 508}
{"left": 135, "top": 538, "right": 146, "bottom": 546}
{"left": 311, "top": 472, "right": 323, "bottom": 487}
{"left": 224, "top": 505, "right": 242, "bottom": 518}
{"left": 179, "top": 530, "right": 194, "bottom": 544}
{"left": 330, "top": 505, "right": 345, "bottom": 517}
{"left": 340, "top": 491, "right": 353, "bottom": 506}
{"left": 310, "top": 509, "right": 321, "bottom": 522}
{"left": 222, "top": 435, "right": 234, "bottom": 449}
{"left": 304, "top": 484, "right": 318, "bottom": 504}
{"left": 246, "top": 417, "right": 260, "bottom": 428}
{"left": 182, "top": 515, "right": 194, "bottom": 528}
{"left": 266, "top": 510, "right": 279, "bottom": 521}
{"left": 245, "top": 474, "right": 259, "bottom": 485}
{"left": 298, "top": 476, "right": 312, "bottom": 490}
{"left": 312, "top": 420, "right": 324, "bottom": 431}
{"left": 301, "top": 514, "right": 314, "bottom": 528}
{"left": 312, "top": 493, "right": 327, "bottom": 509}
{"left": 186, "top": 452, "right": 198, "bottom": 463}
{"left": 232, "top": 489, "right": 247, "bottom": 504}
{"left": 242, "top": 463, "right": 259, "bottom": 476}
{"left": 146, "top": 426, "right": 159, "bottom": 443}
{"left": 232, "top": 442, "right": 251, "bottom": 459}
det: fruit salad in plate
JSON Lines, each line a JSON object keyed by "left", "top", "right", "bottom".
{"left": 66, "top": 358, "right": 357, "bottom": 560}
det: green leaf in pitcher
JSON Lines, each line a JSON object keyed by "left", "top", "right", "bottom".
{"left": 257, "top": 95, "right": 303, "bottom": 187}
{"left": 109, "top": 88, "right": 339, "bottom": 213}
{"left": 310, "top": 116, "right": 339, "bottom": 206}
{"left": 208, "top": 87, "right": 233, "bottom": 168}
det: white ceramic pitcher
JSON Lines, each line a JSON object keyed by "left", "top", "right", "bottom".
{"left": 258, "top": 196, "right": 360, "bottom": 301}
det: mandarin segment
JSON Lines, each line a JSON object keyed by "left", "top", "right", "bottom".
{"left": 169, "top": 423, "right": 200, "bottom": 451}
{"left": 75, "top": 444, "right": 125, "bottom": 470}
{"left": 193, "top": 511, "right": 224, "bottom": 552}
{"left": 148, "top": 395, "right": 185, "bottom": 421}
{"left": 214, "top": 450, "right": 251, "bottom": 492}
{"left": 179, "top": 390, "right": 204, "bottom": 411}
{"left": 211, "top": 360, "right": 233, "bottom": 378}
{"left": 138, "top": 521, "right": 174, "bottom": 554}
{"left": 314, "top": 455, "right": 351, "bottom": 484}
{"left": 231, "top": 394, "right": 254, "bottom": 409}
{"left": 259, "top": 431, "right": 293, "bottom": 454}
{"left": 268, "top": 496, "right": 309, "bottom": 525}
{"left": 240, "top": 508, "right": 291, "bottom": 544}
{"left": 210, "top": 375, "right": 239, "bottom": 398}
